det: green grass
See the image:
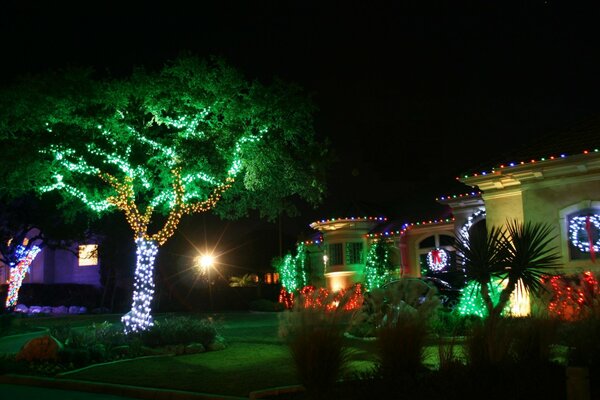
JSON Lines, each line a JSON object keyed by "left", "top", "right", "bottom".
{"left": 63, "top": 342, "right": 298, "bottom": 396}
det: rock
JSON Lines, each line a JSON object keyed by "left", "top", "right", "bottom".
{"left": 78, "top": 306, "right": 88, "bottom": 314}
{"left": 41, "top": 306, "right": 52, "bottom": 314}
{"left": 14, "top": 304, "right": 28, "bottom": 313}
{"left": 16, "top": 335, "right": 63, "bottom": 362}
{"left": 52, "top": 306, "right": 68, "bottom": 314}
{"left": 185, "top": 343, "right": 206, "bottom": 354}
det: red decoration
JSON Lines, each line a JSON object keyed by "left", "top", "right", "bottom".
{"left": 278, "top": 284, "right": 363, "bottom": 312}
{"left": 586, "top": 216, "right": 596, "bottom": 263}
{"left": 543, "top": 271, "right": 600, "bottom": 320}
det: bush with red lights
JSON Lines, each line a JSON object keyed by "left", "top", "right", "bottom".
{"left": 542, "top": 271, "right": 600, "bottom": 320}
{"left": 278, "top": 283, "right": 363, "bottom": 311}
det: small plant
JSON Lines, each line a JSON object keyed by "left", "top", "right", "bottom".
{"left": 279, "top": 289, "right": 354, "bottom": 399}
{"left": 369, "top": 279, "right": 441, "bottom": 380}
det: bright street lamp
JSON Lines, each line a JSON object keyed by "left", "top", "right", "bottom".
{"left": 197, "top": 254, "right": 215, "bottom": 274}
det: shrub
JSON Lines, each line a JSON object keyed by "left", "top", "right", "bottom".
{"left": 347, "top": 278, "right": 441, "bottom": 338}
{"left": 279, "top": 289, "right": 353, "bottom": 399}
{"left": 139, "top": 316, "right": 217, "bottom": 348}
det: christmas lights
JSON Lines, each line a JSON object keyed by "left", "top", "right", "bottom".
{"left": 364, "top": 240, "right": 393, "bottom": 291}
{"left": 291, "top": 284, "right": 363, "bottom": 311}
{"left": 459, "top": 209, "right": 486, "bottom": 247}
{"left": 457, "top": 280, "right": 503, "bottom": 318}
{"left": 457, "top": 148, "right": 599, "bottom": 180}
{"left": 426, "top": 248, "right": 449, "bottom": 272}
{"left": 543, "top": 271, "right": 600, "bottom": 320}
{"left": 435, "top": 191, "right": 482, "bottom": 201}
{"left": 121, "top": 238, "right": 159, "bottom": 334}
{"left": 275, "top": 242, "right": 309, "bottom": 303}
{"left": 5, "top": 245, "right": 42, "bottom": 308}
{"left": 569, "top": 214, "right": 600, "bottom": 253}
{"left": 310, "top": 216, "right": 387, "bottom": 226}
{"left": 366, "top": 218, "right": 456, "bottom": 239}
{"left": 39, "top": 120, "right": 263, "bottom": 332}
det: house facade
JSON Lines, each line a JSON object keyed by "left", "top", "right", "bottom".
{"left": 303, "top": 149, "right": 600, "bottom": 296}
{"left": 0, "top": 243, "right": 102, "bottom": 288}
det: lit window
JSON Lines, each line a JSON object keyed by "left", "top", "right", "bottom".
{"left": 78, "top": 244, "right": 98, "bottom": 266}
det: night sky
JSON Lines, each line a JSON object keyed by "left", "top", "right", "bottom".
{"left": 3, "top": 1, "right": 600, "bottom": 272}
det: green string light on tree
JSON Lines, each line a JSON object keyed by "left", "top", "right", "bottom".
{"left": 456, "top": 280, "right": 506, "bottom": 318}
{"left": 364, "top": 239, "right": 393, "bottom": 291}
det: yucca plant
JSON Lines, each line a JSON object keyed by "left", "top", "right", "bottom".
{"left": 456, "top": 220, "right": 560, "bottom": 320}
{"left": 454, "top": 224, "right": 508, "bottom": 316}
{"left": 493, "top": 220, "right": 561, "bottom": 319}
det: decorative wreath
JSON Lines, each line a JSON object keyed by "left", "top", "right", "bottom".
{"left": 569, "top": 214, "right": 600, "bottom": 253}
{"left": 427, "top": 248, "right": 449, "bottom": 272}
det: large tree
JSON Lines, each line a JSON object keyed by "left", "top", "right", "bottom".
{"left": 0, "top": 56, "right": 328, "bottom": 332}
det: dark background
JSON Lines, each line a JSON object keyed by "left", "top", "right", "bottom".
{"left": 2, "top": 1, "right": 600, "bottom": 277}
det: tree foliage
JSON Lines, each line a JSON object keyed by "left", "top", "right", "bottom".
{"left": 0, "top": 56, "right": 329, "bottom": 243}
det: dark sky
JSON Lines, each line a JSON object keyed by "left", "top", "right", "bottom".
{"left": 3, "top": 1, "right": 600, "bottom": 271}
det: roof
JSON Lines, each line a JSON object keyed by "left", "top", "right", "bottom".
{"left": 460, "top": 113, "right": 600, "bottom": 178}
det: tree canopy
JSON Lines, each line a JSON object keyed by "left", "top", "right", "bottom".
{"left": 0, "top": 56, "right": 329, "bottom": 243}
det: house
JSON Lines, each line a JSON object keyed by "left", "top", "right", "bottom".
{"left": 0, "top": 242, "right": 102, "bottom": 299}
{"left": 302, "top": 148, "right": 600, "bottom": 304}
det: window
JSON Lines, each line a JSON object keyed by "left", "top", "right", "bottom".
{"left": 78, "top": 244, "right": 98, "bottom": 266}
{"left": 328, "top": 243, "right": 343, "bottom": 266}
{"left": 345, "top": 242, "right": 363, "bottom": 264}
{"left": 264, "top": 272, "right": 280, "bottom": 284}
{"left": 417, "top": 234, "right": 456, "bottom": 278}
{"left": 567, "top": 211, "right": 600, "bottom": 261}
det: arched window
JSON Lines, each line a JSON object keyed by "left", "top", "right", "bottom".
{"left": 559, "top": 201, "right": 600, "bottom": 265}
{"left": 417, "top": 234, "right": 455, "bottom": 277}
{"left": 567, "top": 209, "right": 600, "bottom": 261}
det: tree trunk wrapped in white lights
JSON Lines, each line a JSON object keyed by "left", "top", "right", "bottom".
{"left": 5, "top": 245, "right": 42, "bottom": 309}
{"left": 121, "top": 238, "right": 159, "bottom": 333}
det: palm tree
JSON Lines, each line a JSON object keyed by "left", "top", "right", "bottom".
{"left": 455, "top": 224, "right": 508, "bottom": 317}
{"left": 456, "top": 219, "right": 560, "bottom": 319}
{"left": 229, "top": 273, "right": 258, "bottom": 287}
{"left": 492, "top": 220, "right": 561, "bottom": 319}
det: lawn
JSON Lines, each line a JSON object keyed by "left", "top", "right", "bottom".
{"left": 62, "top": 342, "right": 298, "bottom": 397}
{"left": 46, "top": 311, "right": 380, "bottom": 397}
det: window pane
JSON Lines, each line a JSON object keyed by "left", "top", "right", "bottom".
{"left": 328, "top": 243, "right": 343, "bottom": 265}
{"left": 419, "top": 236, "right": 435, "bottom": 249}
{"left": 78, "top": 244, "right": 98, "bottom": 266}
{"left": 345, "top": 242, "right": 363, "bottom": 264}
{"left": 439, "top": 235, "right": 454, "bottom": 247}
